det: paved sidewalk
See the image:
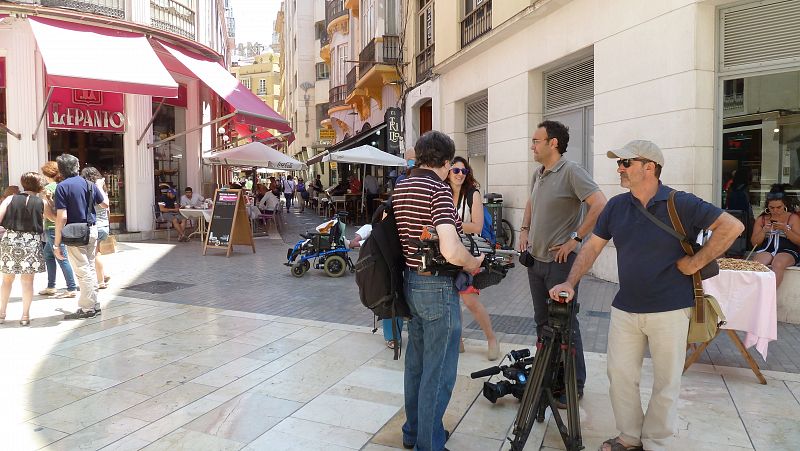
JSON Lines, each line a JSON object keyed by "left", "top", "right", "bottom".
{"left": 1, "top": 289, "right": 798, "bottom": 450}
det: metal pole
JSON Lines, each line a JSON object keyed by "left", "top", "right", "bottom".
{"left": 137, "top": 97, "right": 166, "bottom": 145}
{"left": 148, "top": 111, "right": 238, "bottom": 148}
{"left": 32, "top": 86, "right": 54, "bottom": 141}
{"left": 0, "top": 123, "right": 21, "bottom": 140}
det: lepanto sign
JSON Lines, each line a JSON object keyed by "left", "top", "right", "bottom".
{"left": 48, "top": 88, "right": 126, "bottom": 133}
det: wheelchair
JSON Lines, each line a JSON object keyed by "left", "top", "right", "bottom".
{"left": 285, "top": 211, "right": 355, "bottom": 278}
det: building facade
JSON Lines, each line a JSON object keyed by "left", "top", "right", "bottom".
{"left": 230, "top": 52, "right": 282, "bottom": 112}
{"left": 0, "top": 0, "right": 290, "bottom": 234}
{"left": 401, "top": 0, "right": 800, "bottom": 281}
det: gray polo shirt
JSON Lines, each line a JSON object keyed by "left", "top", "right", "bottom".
{"left": 528, "top": 157, "right": 599, "bottom": 262}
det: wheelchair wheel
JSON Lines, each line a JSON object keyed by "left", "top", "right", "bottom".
{"left": 291, "top": 260, "right": 310, "bottom": 277}
{"left": 324, "top": 255, "right": 347, "bottom": 278}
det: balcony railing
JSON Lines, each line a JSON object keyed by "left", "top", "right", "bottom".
{"left": 724, "top": 93, "right": 744, "bottom": 112}
{"left": 461, "top": 0, "right": 491, "bottom": 48}
{"left": 326, "top": 0, "right": 347, "bottom": 25}
{"left": 416, "top": 44, "right": 434, "bottom": 81}
{"left": 359, "top": 35, "right": 400, "bottom": 76}
{"left": 329, "top": 84, "right": 347, "bottom": 108}
{"left": 346, "top": 67, "right": 357, "bottom": 95}
{"left": 37, "top": 0, "right": 125, "bottom": 19}
{"left": 320, "top": 28, "right": 330, "bottom": 47}
{"left": 150, "top": 0, "right": 196, "bottom": 39}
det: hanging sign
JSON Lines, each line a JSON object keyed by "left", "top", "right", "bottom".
{"left": 47, "top": 88, "right": 126, "bottom": 133}
{"left": 385, "top": 107, "right": 402, "bottom": 154}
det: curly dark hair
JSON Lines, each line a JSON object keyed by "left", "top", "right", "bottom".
{"left": 415, "top": 131, "right": 455, "bottom": 168}
{"left": 81, "top": 166, "right": 103, "bottom": 183}
{"left": 763, "top": 183, "right": 796, "bottom": 212}
{"left": 537, "top": 120, "right": 570, "bottom": 155}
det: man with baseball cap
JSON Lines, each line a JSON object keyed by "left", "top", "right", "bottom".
{"left": 550, "top": 140, "right": 743, "bottom": 451}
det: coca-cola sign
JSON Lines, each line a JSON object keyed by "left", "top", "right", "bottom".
{"left": 48, "top": 87, "right": 126, "bottom": 133}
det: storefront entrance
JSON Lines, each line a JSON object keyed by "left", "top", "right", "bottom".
{"left": 47, "top": 130, "right": 126, "bottom": 230}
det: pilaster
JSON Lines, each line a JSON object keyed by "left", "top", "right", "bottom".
{"left": 124, "top": 95, "right": 155, "bottom": 232}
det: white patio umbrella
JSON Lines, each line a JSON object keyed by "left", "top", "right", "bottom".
{"left": 204, "top": 141, "right": 307, "bottom": 170}
{"left": 321, "top": 145, "right": 405, "bottom": 221}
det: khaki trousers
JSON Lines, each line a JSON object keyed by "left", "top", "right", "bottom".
{"left": 65, "top": 226, "right": 99, "bottom": 312}
{"left": 607, "top": 306, "right": 690, "bottom": 451}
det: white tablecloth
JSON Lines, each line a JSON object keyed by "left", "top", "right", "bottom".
{"left": 179, "top": 208, "right": 212, "bottom": 223}
{"left": 702, "top": 269, "right": 777, "bottom": 360}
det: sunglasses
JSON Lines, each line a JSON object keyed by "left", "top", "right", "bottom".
{"left": 766, "top": 192, "right": 785, "bottom": 200}
{"left": 616, "top": 158, "right": 652, "bottom": 168}
{"left": 450, "top": 168, "right": 470, "bottom": 175}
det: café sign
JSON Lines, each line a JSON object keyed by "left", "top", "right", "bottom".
{"left": 384, "top": 107, "right": 401, "bottom": 154}
{"left": 48, "top": 88, "right": 126, "bottom": 133}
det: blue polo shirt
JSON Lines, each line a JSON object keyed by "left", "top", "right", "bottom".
{"left": 55, "top": 175, "right": 104, "bottom": 225}
{"left": 593, "top": 183, "right": 722, "bottom": 313}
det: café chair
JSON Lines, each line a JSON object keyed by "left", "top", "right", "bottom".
{"left": 153, "top": 204, "right": 173, "bottom": 241}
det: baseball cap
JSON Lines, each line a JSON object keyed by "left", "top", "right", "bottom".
{"left": 607, "top": 140, "right": 664, "bottom": 167}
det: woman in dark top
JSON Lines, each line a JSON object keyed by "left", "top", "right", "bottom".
{"left": 751, "top": 185, "right": 800, "bottom": 288}
{"left": 0, "top": 172, "right": 47, "bottom": 326}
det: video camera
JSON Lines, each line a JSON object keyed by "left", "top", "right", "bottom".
{"left": 471, "top": 349, "right": 534, "bottom": 403}
{"left": 413, "top": 227, "right": 518, "bottom": 288}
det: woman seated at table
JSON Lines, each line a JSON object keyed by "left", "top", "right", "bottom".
{"left": 751, "top": 184, "right": 800, "bottom": 287}
{"left": 258, "top": 187, "right": 281, "bottom": 213}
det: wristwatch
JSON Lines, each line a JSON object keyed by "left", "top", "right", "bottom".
{"left": 570, "top": 232, "right": 582, "bottom": 243}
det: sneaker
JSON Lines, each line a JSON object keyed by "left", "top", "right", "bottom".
{"left": 63, "top": 309, "right": 96, "bottom": 320}
{"left": 39, "top": 288, "right": 57, "bottom": 296}
{"left": 555, "top": 391, "right": 584, "bottom": 410}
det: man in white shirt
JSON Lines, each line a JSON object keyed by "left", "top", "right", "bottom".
{"left": 259, "top": 188, "right": 281, "bottom": 213}
{"left": 180, "top": 187, "right": 205, "bottom": 208}
{"left": 284, "top": 175, "right": 296, "bottom": 212}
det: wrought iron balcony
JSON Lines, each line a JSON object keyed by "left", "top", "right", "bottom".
{"left": 36, "top": 0, "right": 125, "bottom": 19}
{"left": 461, "top": 0, "right": 491, "bottom": 48}
{"left": 150, "top": 0, "right": 196, "bottom": 39}
{"left": 416, "top": 44, "right": 434, "bottom": 81}
{"left": 346, "top": 67, "right": 357, "bottom": 96}
{"left": 359, "top": 35, "right": 400, "bottom": 76}
{"left": 326, "top": 0, "right": 347, "bottom": 25}
{"left": 329, "top": 84, "right": 347, "bottom": 108}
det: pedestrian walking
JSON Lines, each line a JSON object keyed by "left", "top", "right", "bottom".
{"left": 54, "top": 154, "right": 107, "bottom": 320}
{"left": 0, "top": 172, "right": 48, "bottom": 326}
{"left": 394, "top": 131, "right": 484, "bottom": 451}
{"left": 39, "top": 161, "right": 77, "bottom": 298}
{"left": 81, "top": 167, "right": 112, "bottom": 290}
{"left": 284, "top": 175, "right": 296, "bottom": 211}
{"left": 550, "top": 140, "right": 743, "bottom": 451}
{"left": 447, "top": 156, "right": 499, "bottom": 360}
{"left": 518, "top": 120, "right": 607, "bottom": 407}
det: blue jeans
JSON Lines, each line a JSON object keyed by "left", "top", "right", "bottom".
{"left": 284, "top": 192, "right": 293, "bottom": 209}
{"left": 402, "top": 270, "right": 461, "bottom": 451}
{"left": 44, "top": 228, "right": 77, "bottom": 291}
{"left": 382, "top": 317, "right": 404, "bottom": 341}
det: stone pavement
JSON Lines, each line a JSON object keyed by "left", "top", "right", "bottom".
{"left": 2, "top": 284, "right": 800, "bottom": 450}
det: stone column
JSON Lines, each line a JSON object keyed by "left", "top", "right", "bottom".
{"left": 123, "top": 96, "right": 156, "bottom": 232}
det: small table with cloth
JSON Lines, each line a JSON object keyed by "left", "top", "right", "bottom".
{"left": 180, "top": 208, "right": 211, "bottom": 242}
{"left": 683, "top": 269, "right": 777, "bottom": 384}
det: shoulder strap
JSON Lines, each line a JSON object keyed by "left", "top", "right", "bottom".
{"left": 85, "top": 180, "right": 95, "bottom": 225}
{"left": 632, "top": 191, "right": 687, "bottom": 243}
{"left": 665, "top": 191, "right": 707, "bottom": 309}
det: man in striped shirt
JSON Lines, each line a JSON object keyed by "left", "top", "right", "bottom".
{"left": 394, "top": 131, "right": 484, "bottom": 451}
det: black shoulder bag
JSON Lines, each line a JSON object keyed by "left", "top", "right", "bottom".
{"left": 62, "top": 181, "right": 94, "bottom": 247}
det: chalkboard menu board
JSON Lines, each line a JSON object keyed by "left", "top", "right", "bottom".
{"left": 203, "top": 189, "right": 255, "bottom": 257}
{"left": 206, "top": 191, "right": 238, "bottom": 247}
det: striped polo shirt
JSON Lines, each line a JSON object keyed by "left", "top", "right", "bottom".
{"left": 393, "top": 168, "right": 462, "bottom": 270}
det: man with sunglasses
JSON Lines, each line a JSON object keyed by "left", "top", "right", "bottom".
{"left": 518, "top": 120, "right": 607, "bottom": 408}
{"left": 550, "top": 140, "right": 743, "bottom": 451}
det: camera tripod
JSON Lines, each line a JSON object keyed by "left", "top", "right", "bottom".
{"left": 509, "top": 298, "right": 583, "bottom": 451}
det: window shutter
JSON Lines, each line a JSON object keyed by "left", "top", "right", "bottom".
{"left": 544, "top": 58, "right": 594, "bottom": 114}
{"left": 465, "top": 95, "right": 488, "bottom": 157}
{"left": 720, "top": 0, "right": 800, "bottom": 73}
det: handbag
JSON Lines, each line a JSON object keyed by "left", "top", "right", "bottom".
{"left": 633, "top": 191, "right": 719, "bottom": 280}
{"left": 99, "top": 235, "right": 117, "bottom": 255}
{"left": 62, "top": 181, "right": 94, "bottom": 247}
{"left": 663, "top": 191, "right": 727, "bottom": 344}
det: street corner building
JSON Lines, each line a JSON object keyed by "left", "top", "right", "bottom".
{"left": 0, "top": 0, "right": 293, "bottom": 234}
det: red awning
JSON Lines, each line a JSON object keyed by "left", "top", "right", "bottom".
{"left": 154, "top": 40, "right": 292, "bottom": 133}
{"left": 28, "top": 17, "right": 178, "bottom": 97}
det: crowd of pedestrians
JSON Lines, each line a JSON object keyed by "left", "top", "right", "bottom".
{"left": 0, "top": 153, "right": 114, "bottom": 325}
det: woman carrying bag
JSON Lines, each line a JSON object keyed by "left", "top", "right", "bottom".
{"left": 0, "top": 172, "right": 48, "bottom": 326}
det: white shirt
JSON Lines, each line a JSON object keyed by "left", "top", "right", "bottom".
{"left": 364, "top": 175, "right": 379, "bottom": 195}
{"left": 180, "top": 194, "right": 205, "bottom": 208}
{"left": 258, "top": 191, "right": 281, "bottom": 211}
{"left": 285, "top": 179, "right": 296, "bottom": 193}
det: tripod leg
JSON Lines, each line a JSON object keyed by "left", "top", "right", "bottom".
{"left": 564, "top": 344, "right": 583, "bottom": 450}
{"left": 510, "top": 335, "right": 556, "bottom": 451}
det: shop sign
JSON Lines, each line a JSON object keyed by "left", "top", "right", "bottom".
{"left": 47, "top": 87, "right": 126, "bottom": 133}
{"left": 385, "top": 107, "right": 402, "bottom": 153}
{"left": 319, "top": 128, "right": 335, "bottom": 144}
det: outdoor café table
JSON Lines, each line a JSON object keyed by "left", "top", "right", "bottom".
{"left": 683, "top": 269, "right": 777, "bottom": 384}
{"left": 180, "top": 208, "right": 211, "bottom": 242}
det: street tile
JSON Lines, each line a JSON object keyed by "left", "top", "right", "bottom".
{"left": 291, "top": 394, "right": 399, "bottom": 434}
{"left": 30, "top": 387, "right": 151, "bottom": 434}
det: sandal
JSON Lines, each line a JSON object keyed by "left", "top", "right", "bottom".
{"left": 598, "top": 437, "right": 643, "bottom": 451}
{"left": 386, "top": 340, "right": 396, "bottom": 349}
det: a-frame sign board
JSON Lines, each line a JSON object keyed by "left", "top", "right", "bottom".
{"left": 203, "top": 189, "right": 256, "bottom": 257}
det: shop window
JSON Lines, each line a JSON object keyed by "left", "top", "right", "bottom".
{"left": 721, "top": 70, "right": 800, "bottom": 215}
{"left": 152, "top": 103, "right": 187, "bottom": 202}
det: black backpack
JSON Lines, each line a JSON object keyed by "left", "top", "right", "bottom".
{"left": 355, "top": 199, "right": 411, "bottom": 358}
